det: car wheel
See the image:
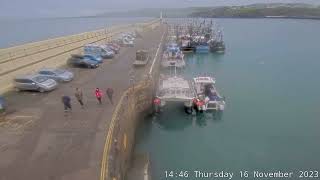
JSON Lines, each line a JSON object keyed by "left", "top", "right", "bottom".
{"left": 39, "top": 88, "right": 45, "bottom": 93}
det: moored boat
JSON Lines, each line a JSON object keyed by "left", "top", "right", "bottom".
{"left": 155, "top": 75, "right": 195, "bottom": 113}
{"left": 192, "top": 76, "right": 226, "bottom": 111}
{"left": 161, "top": 43, "right": 186, "bottom": 68}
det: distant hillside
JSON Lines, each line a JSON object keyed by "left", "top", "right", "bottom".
{"left": 190, "top": 4, "right": 320, "bottom": 19}
{"left": 97, "top": 3, "right": 320, "bottom": 20}
{"left": 98, "top": 8, "right": 195, "bottom": 18}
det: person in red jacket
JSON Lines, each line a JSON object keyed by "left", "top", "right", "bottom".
{"left": 95, "top": 88, "right": 103, "bottom": 105}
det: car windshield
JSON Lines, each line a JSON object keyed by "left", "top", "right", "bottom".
{"left": 84, "top": 58, "right": 96, "bottom": 63}
{"left": 53, "top": 69, "right": 66, "bottom": 74}
{"left": 84, "top": 55, "right": 94, "bottom": 59}
{"left": 33, "top": 76, "right": 49, "bottom": 83}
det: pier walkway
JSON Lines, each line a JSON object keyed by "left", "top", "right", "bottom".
{"left": 0, "top": 25, "right": 165, "bottom": 180}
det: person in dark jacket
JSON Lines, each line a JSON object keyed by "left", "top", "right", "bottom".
{"left": 106, "top": 87, "right": 114, "bottom": 105}
{"left": 62, "top": 95, "right": 72, "bottom": 112}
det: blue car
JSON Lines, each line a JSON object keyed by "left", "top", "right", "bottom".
{"left": 0, "top": 96, "right": 6, "bottom": 113}
{"left": 83, "top": 54, "right": 103, "bottom": 63}
{"left": 84, "top": 44, "right": 114, "bottom": 59}
{"left": 68, "top": 54, "right": 100, "bottom": 68}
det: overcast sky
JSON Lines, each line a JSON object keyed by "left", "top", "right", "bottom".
{"left": 0, "top": 0, "right": 319, "bottom": 17}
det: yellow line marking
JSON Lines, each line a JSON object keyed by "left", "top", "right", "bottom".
{"left": 149, "top": 31, "right": 165, "bottom": 75}
{"left": 9, "top": 115, "right": 34, "bottom": 119}
{"left": 100, "top": 21, "right": 162, "bottom": 180}
{"left": 100, "top": 90, "right": 128, "bottom": 180}
{"left": 13, "top": 119, "right": 34, "bottom": 131}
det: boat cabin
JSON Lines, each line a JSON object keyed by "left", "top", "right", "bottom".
{"left": 193, "top": 77, "right": 216, "bottom": 94}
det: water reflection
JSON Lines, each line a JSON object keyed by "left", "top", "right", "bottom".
{"left": 194, "top": 114, "right": 207, "bottom": 127}
{"left": 150, "top": 103, "right": 193, "bottom": 131}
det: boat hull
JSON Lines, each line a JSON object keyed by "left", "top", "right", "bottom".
{"left": 196, "top": 45, "right": 210, "bottom": 53}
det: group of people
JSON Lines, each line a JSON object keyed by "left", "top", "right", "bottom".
{"left": 61, "top": 87, "right": 114, "bottom": 113}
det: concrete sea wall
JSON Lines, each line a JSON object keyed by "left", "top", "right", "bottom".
{"left": 0, "top": 19, "right": 160, "bottom": 94}
{"left": 101, "top": 25, "right": 165, "bottom": 180}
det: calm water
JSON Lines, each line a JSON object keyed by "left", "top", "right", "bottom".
{"left": 0, "top": 17, "right": 152, "bottom": 48}
{"left": 135, "top": 18, "right": 320, "bottom": 180}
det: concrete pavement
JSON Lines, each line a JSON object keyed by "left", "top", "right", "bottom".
{"left": 0, "top": 25, "right": 164, "bottom": 180}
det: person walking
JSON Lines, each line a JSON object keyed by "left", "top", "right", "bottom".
{"left": 75, "top": 88, "right": 84, "bottom": 108}
{"left": 95, "top": 88, "right": 103, "bottom": 105}
{"left": 62, "top": 95, "right": 72, "bottom": 112}
{"left": 106, "top": 87, "right": 114, "bottom": 105}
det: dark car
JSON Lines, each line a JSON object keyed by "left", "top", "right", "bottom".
{"left": 68, "top": 54, "right": 100, "bottom": 68}
{"left": 0, "top": 96, "right": 6, "bottom": 114}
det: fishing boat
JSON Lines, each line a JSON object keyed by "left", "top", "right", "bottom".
{"left": 195, "top": 36, "right": 210, "bottom": 53}
{"left": 209, "top": 30, "right": 226, "bottom": 53}
{"left": 180, "top": 40, "right": 195, "bottom": 53}
{"left": 155, "top": 75, "right": 195, "bottom": 113}
{"left": 196, "top": 44, "right": 210, "bottom": 53}
{"left": 161, "top": 43, "right": 186, "bottom": 68}
{"left": 179, "top": 35, "right": 195, "bottom": 53}
{"left": 192, "top": 76, "right": 226, "bottom": 111}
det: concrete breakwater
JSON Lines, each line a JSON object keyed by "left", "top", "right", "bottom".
{"left": 100, "top": 27, "right": 166, "bottom": 180}
{"left": 0, "top": 19, "right": 160, "bottom": 94}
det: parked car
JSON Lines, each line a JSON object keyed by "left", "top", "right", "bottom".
{"left": 82, "top": 54, "right": 103, "bottom": 63}
{"left": 37, "top": 68, "right": 74, "bottom": 82}
{"left": 84, "top": 44, "right": 114, "bottom": 59}
{"left": 68, "top": 54, "right": 100, "bottom": 68}
{"left": 14, "top": 75, "right": 58, "bottom": 92}
{"left": 104, "top": 43, "right": 120, "bottom": 54}
{"left": 114, "top": 38, "right": 124, "bottom": 47}
{"left": 0, "top": 96, "right": 5, "bottom": 114}
{"left": 122, "top": 38, "right": 134, "bottom": 47}
{"left": 122, "top": 34, "right": 135, "bottom": 41}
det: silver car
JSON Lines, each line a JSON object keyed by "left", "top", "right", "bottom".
{"left": 14, "top": 75, "right": 58, "bottom": 92}
{"left": 37, "top": 68, "right": 74, "bottom": 82}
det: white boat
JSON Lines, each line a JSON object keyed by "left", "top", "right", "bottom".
{"left": 156, "top": 75, "right": 195, "bottom": 112}
{"left": 192, "top": 76, "right": 226, "bottom": 111}
{"left": 161, "top": 43, "right": 186, "bottom": 68}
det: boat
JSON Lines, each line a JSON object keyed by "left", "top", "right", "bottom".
{"left": 155, "top": 75, "right": 195, "bottom": 113}
{"left": 161, "top": 43, "right": 186, "bottom": 68}
{"left": 209, "top": 30, "right": 226, "bottom": 53}
{"left": 192, "top": 76, "right": 226, "bottom": 111}
{"left": 210, "top": 42, "right": 225, "bottom": 53}
{"left": 179, "top": 35, "right": 195, "bottom": 53}
{"left": 193, "top": 36, "right": 210, "bottom": 53}
{"left": 196, "top": 44, "right": 210, "bottom": 53}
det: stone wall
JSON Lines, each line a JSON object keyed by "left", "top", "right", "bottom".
{"left": 102, "top": 23, "right": 165, "bottom": 180}
{"left": 0, "top": 19, "right": 160, "bottom": 94}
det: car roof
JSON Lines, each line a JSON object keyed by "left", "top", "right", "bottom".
{"left": 83, "top": 58, "right": 98, "bottom": 63}
{"left": 38, "top": 68, "right": 58, "bottom": 72}
{"left": 15, "top": 74, "right": 40, "bottom": 80}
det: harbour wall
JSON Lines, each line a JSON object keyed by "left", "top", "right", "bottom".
{"left": 101, "top": 25, "right": 166, "bottom": 180}
{"left": 0, "top": 19, "right": 160, "bottom": 94}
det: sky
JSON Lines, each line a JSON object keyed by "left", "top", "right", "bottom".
{"left": 0, "top": 0, "right": 319, "bottom": 17}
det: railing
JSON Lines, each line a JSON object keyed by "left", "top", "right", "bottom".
{"left": 0, "top": 19, "right": 160, "bottom": 94}
{"left": 100, "top": 19, "right": 163, "bottom": 180}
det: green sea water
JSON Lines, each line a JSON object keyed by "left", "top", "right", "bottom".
{"left": 135, "top": 18, "right": 320, "bottom": 180}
